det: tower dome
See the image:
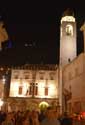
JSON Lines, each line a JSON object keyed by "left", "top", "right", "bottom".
{"left": 61, "top": 8, "right": 75, "bottom": 24}
{"left": 62, "top": 8, "right": 74, "bottom": 17}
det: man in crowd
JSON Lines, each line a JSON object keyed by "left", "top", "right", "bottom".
{"left": 40, "top": 106, "right": 60, "bottom": 125}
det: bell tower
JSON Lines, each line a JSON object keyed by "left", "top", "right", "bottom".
{"left": 60, "top": 9, "right": 77, "bottom": 66}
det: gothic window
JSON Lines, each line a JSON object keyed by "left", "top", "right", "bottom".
{"left": 18, "top": 86, "right": 23, "bottom": 95}
{"left": 45, "top": 87, "right": 48, "bottom": 96}
{"left": 45, "top": 79, "right": 48, "bottom": 96}
{"left": 66, "top": 24, "right": 73, "bottom": 36}
{"left": 29, "top": 83, "right": 32, "bottom": 95}
{"left": 35, "top": 83, "right": 38, "bottom": 95}
{"left": 29, "top": 83, "right": 38, "bottom": 96}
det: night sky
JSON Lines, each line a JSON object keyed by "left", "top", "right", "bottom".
{"left": 0, "top": 1, "right": 85, "bottom": 66}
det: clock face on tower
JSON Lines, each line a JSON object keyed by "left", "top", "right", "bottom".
{"left": 66, "top": 24, "right": 73, "bottom": 36}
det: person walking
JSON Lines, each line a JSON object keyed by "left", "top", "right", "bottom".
{"left": 40, "top": 106, "right": 60, "bottom": 125}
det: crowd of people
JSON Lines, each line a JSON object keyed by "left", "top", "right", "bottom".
{"left": 0, "top": 107, "right": 73, "bottom": 125}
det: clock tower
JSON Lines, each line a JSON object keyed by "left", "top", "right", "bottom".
{"left": 60, "top": 9, "right": 77, "bottom": 66}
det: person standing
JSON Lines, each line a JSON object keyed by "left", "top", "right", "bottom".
{"left": 60, "top": 112, "right": 73, "bottom": 125}
{"left": 40, "top": 107, "right": 60, "bottom": 125}
{"left": 31, "top": 110, "right": 40, "bottom": 125}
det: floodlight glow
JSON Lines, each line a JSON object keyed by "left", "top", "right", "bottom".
{"left": 61, "top": 16, "right": 75, "bottom": 24}
{"left": 39, "top": 101, "right": 49, "bottom": 107}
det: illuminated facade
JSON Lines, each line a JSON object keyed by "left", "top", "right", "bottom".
{"left": 7, "top": 64, "right": 59, "bottom": 111}
{"left": 60, "top": 9, "right": 77, "bottom": 66}
{"left": 9, "top": 66, "right": 58, "bottom": 98}
{"left": 63, "top": 53, "right": 85, "bottom": 113}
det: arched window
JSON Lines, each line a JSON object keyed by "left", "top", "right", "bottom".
{"left": 66, "top": 24, "right": 73, "bottom": 36}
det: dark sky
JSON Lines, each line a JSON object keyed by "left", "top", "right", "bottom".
{"left": 0, "top": 1, "right": 85, "bottom": 66}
